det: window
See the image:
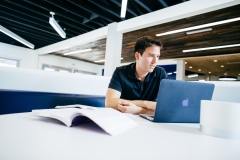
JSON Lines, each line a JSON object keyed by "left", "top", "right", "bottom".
{"left": 42, "top": 64, "right": 72, "bottom": 73}
{"left": 0, "top": 57, "right": 19, "bottom": 68}
{"left": 74, "top": 69, "right": 96, "bottom": 75}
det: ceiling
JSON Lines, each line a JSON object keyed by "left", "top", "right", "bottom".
{"left": 0, "top": 0, "right": 187, "bottom": 48}
{"left": 181, "top": 53, "right": 240, "bottom": 76}
{"left": 0, "top": 1, "right": 240, "bottom": 77}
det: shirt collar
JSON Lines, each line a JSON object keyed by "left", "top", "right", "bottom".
{"left": 128, "top": 63, "right": 156, "bottom": 82}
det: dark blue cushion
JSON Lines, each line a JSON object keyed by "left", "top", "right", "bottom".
{"left": 0, "top": 90, "right": 105, "bottom": 115}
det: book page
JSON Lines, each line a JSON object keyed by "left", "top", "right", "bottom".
{"left": 33, "top": 107, "right": 137, "bottom": 136}
{"left": 75, "top": 108, "right": 137, "bottom": 136}
{"left": 55, "top": 104, "right": 96, "bottom": 110}
{"left": 33, "top": 108, "right": 83, "bottom": 127}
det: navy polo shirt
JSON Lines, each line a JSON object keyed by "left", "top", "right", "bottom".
{"left": 108, "top": 63, "right": 167, "bottom": 101}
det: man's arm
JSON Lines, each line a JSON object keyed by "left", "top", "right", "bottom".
{"left": 105, "top": 88, "right": 156, "bottom": 114}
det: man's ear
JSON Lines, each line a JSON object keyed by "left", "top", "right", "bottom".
{"left": 135, "top": 52, "right": 140, "bottom": 60}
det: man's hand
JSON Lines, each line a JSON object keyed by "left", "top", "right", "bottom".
{"left": 118, "top": 101, "right": 154, "bottom": 115}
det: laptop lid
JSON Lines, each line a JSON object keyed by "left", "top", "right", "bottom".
{"left": 153, "top": 79, "right": 215, "bottom": 123}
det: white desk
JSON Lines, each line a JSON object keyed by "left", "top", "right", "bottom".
{"left": 0, "top": 113, "right": 239, "bottom": 160}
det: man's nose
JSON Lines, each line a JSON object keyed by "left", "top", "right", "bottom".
{"left": 152, "top": 56, "right": 157, "bottom": 63}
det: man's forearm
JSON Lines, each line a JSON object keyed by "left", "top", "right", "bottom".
{"left": 106, "top": 97, "right": 156, "bottom": 114}
{"left": 132, "top": 100, "right": 156, "bottom": 110}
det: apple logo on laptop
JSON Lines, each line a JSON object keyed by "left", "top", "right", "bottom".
{"left": 182, "top": 98, "right": 189, "bottom": 107}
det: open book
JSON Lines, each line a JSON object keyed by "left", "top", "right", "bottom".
{"left": 32, "top": 104, "right": 137, "bottom": 136}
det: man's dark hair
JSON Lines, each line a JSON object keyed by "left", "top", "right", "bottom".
{"left": 134, "top": 36, "right": 163, "bottom": 56}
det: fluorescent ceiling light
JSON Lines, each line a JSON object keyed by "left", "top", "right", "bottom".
{"left": 0, "top": 25, "right": 34, "bottom": 49}
{"left": 94, "top": 57, "right": 123, "bottom": 63}
{"left": 199, "top": 80, "right": 205, "bottom": 81}
{"left": 121, "top": 0, "right": 128, "bottom": 18}
{"left": 186, "top": 28, "right": 212, "bottom": 35}
{"left": 49, "top": 12, "right": 66, "bottom": 38}
{"left": 64, "top": 49, "right": 92, "bottom": 56}
{"left": 219, "top": 76, "right": 237, "bottom": 81}
{"left": 183, "top": 44, "right": 240, "bottom": 53}
{"left": 156, "top": 17, "right": 240, "bottom": 37}
{"left": 188, "top": 74, "right": 198, "bottom": 78}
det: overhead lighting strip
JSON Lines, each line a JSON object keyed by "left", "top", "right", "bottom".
{"left": 156, "top": 17, "right": 240, "bottom": 37}
{"left": 63, "top": 49, "right": 92, "bottom": 56}
{"left": 121, "top": 0, "right": 128, "bottom": 18}
{"left": 186, "top": 28, "right": 212, "bottom": 35}
{"left": 188, "top": 74, "right": 198, "bottom": 78}
{"left": 94, "top": 58, "right": 123, "bottom": 63}
{"left": 49, "top": 12, "right": 66, "bottom": 38}
{"left": 182, "top": 44, "right": 240, "bottom": 53}
{"left": 0, "top": 25, "right": 34, "bottom": 49}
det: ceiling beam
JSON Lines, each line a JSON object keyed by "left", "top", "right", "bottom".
{"left": 67, "top": 0, "right": 117, "bottom": 23}
{"left": 158, "top": 0, "right": 168, "bottom": 8}
{"left": 117, "top": 0, "right": 239, "bottom": 33}
{"left": 36, "top": 26, "right": 108, "bottom": 55}
{"left": 45, "top": 0, "right": 91, "bottom": 20}
{"left": 23, "top": 0, "right": 97, "bottom": 30}
{"left": 3, "top": 0, "right": 92, "bottom": 32}
{"left": 111, "top": 0, "right": 138, "bottom": 17}
{"left": 129, "top": 0, "right": 144, "bottom": 15}
{"left": 133, "top": 0, "right": 152, "bottom": 12}
{"left": 88, "top": 0, "right": 120, "bottom": 18}
{"left": 0, "top": 15, "right": 62, "bottom": 37}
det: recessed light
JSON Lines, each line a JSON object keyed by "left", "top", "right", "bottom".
{"left": 185, "top": 62, "right": 187, "bottom": 64}
{"left": 198, "top": 69, "right": 201, "bottom": 71}
{"left": 189, "top": 66, "right": 192, "bottom": 68}
{"left": 209, "top": 72, "right": 211, "bottom": 74}
{"left": 214, "top": 60, "right": 217, "bottom": 62}
{"left": 221, "top": 65, "right": 224, "bottom": 67}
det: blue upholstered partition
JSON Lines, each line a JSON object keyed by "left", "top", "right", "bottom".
{"left": 0, "top": 90, "right": 105, "bottom": 115}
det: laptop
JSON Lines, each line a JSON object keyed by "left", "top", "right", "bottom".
{"left": 140, "top": 79, "right": 215, "bottom": 123}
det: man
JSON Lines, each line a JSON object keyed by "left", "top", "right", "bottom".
{"left": 105, "top": 36, "right": 167, "bottom": 114}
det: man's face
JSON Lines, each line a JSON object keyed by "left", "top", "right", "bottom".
{"left": 135, "top": 45, "right": 160, "bottom": 73}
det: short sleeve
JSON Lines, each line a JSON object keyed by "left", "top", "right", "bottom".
{"left": 162, "top": 69, "right": 168, "bottom": 79}
{"left": 108, "top": 68, "right": 122, "bottom": 92}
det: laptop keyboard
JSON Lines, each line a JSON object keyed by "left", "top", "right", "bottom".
{"left": 146, "top": 115, "right": 154, "bottom": 121}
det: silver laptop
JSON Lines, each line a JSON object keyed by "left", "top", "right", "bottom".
{"left": 140, "top": 79, "right": 215, "bottom": 123}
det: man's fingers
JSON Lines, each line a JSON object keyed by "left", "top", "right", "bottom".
{"left": 119, "top": 101, "right": 130, "bottom": 106}
{"left": 118, "top": 104, "right": 126, "bottom": 112}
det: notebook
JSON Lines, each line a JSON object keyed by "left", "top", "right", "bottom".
{"left": 140, "top": 79, "right": 215, "bottom": 123}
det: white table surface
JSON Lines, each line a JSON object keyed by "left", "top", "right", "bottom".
{"left": 0, "top": 113, "right": 239, "bottom": 160}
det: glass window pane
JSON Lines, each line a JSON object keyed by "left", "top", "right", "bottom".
{"left": 0, "top": 57, "right": 18, "bottom": 68}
